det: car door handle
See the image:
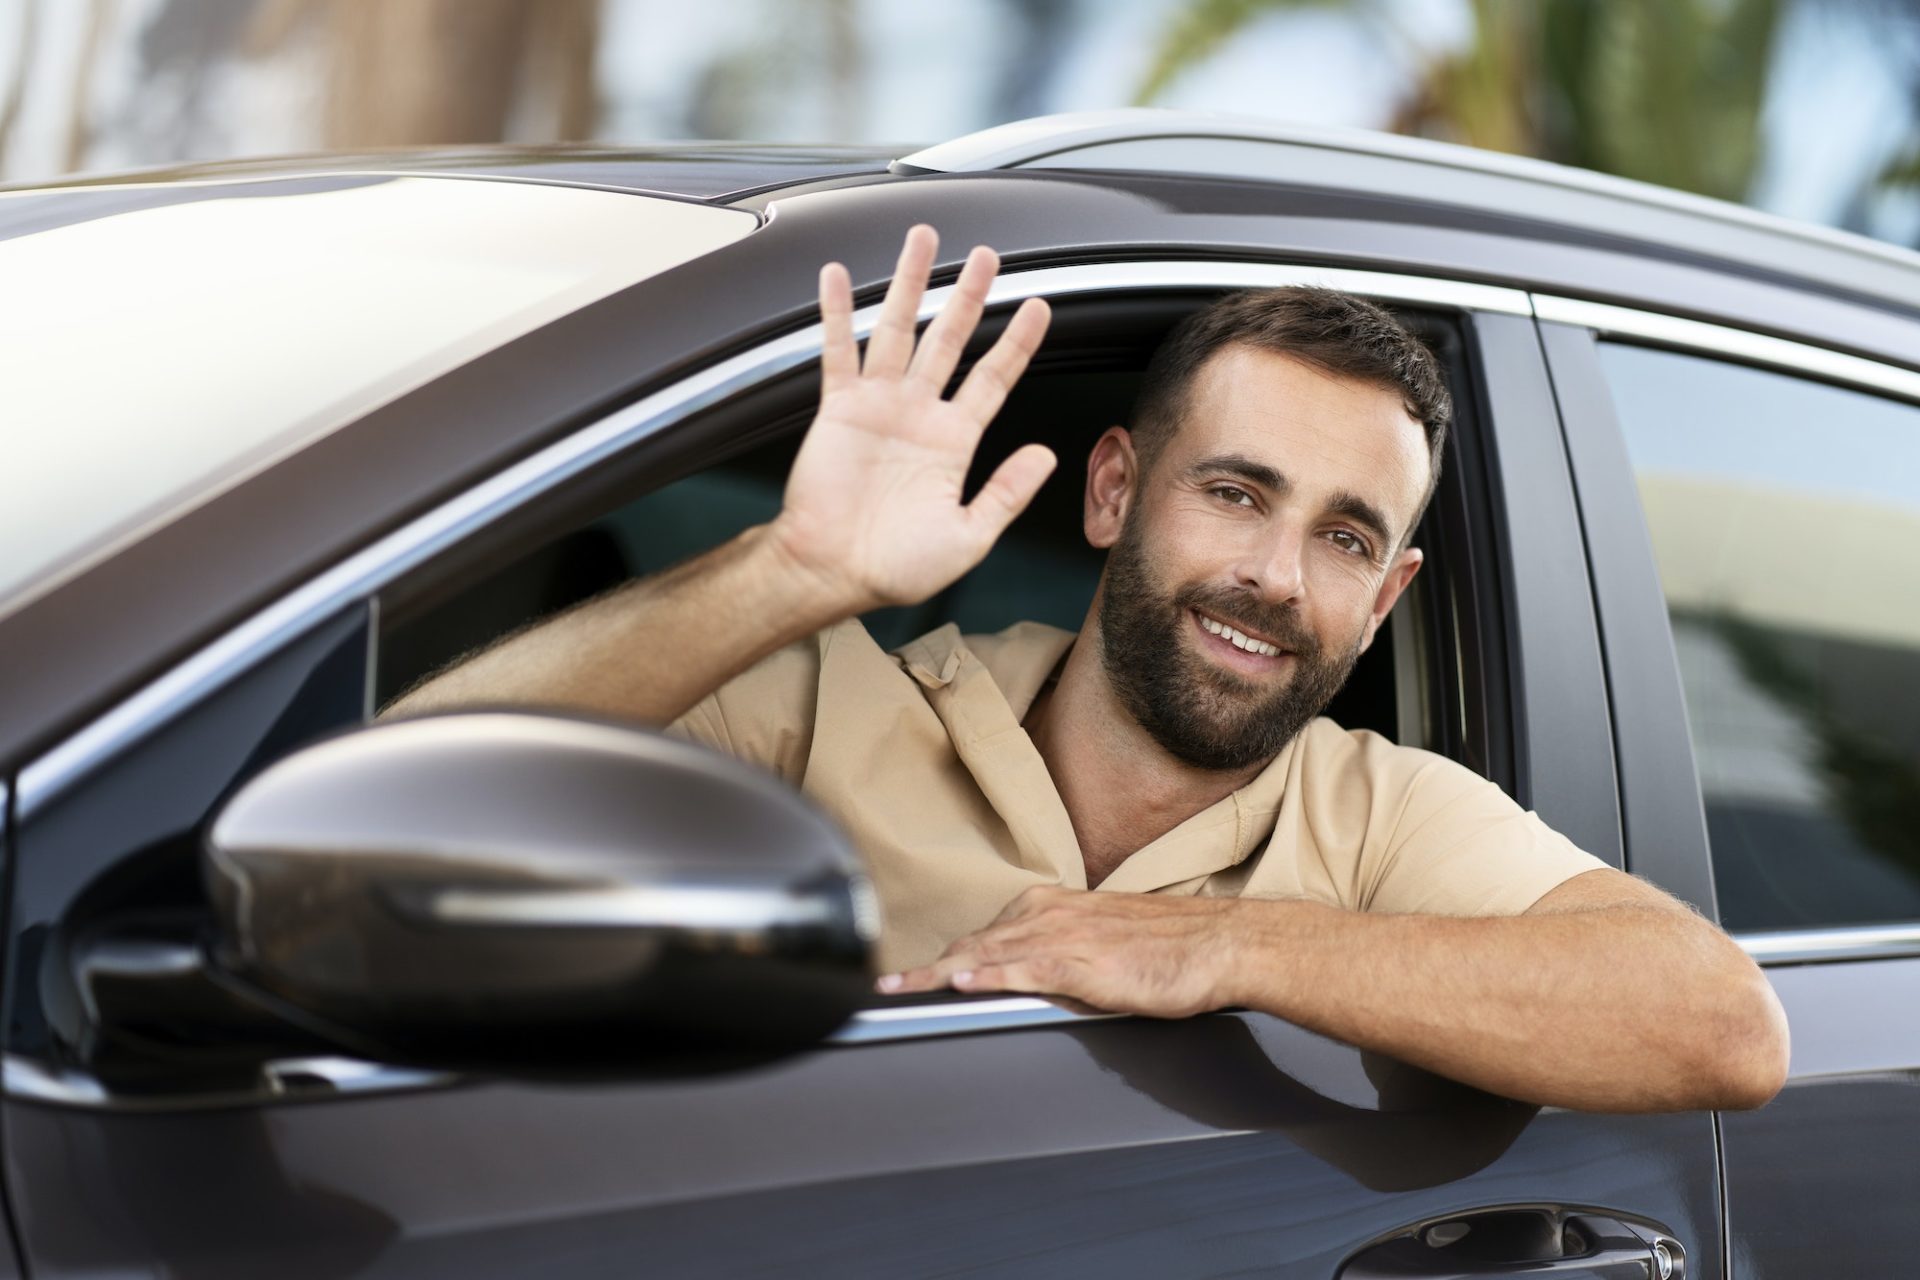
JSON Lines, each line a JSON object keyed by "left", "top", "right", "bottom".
{"left": 1339, "top": 1208, "right": 1683, "bottom": 1278}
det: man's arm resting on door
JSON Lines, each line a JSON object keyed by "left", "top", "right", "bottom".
{"left": 883, "top": 867, "right": 1791, "bottom": 1114}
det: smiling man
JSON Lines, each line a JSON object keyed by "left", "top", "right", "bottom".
{"left": 390, "top": 226, "right": 1790, "bottom": 1113}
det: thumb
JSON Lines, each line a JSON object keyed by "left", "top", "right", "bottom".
{"left": 965, "top": 444, "right": 1057, "bottom": 543}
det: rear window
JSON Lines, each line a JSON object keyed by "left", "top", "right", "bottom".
{"left": 0, "top": 175, "right": 754, "bottom": 618}
{"left": 1600, "top": 342, "right": 1920, "bottom": 934}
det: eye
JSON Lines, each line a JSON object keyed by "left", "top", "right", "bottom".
{"left": 1327, "top": 529, "right": 1370, "bottom": 557}
{"left": 1209, "top": 484, "right": 1255, "bottom": 508}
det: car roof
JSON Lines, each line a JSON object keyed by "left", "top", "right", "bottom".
{"left": 895, "top": 109, "right": 1920, "bottom": 323}
{"left": 24, "top": 110, "right": 1919, "bottom": 318}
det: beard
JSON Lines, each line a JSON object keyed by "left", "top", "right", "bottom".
{"left": 1097, "top": 512, "right": 1364, "bottom": 772}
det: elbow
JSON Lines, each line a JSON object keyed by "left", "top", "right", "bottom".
{"left": 1697, "top": 967, "right": 1791, "bottom": 1111}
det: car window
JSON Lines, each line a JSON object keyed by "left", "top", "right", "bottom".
{"left": 373, "top": 351, "right": 1446, "bottom": 753}
{"left": 1598, "top": 342, "right": 1920, "bottom": 934}
{"left": 372, "top": 367, "right": 1129, "bottom": 709}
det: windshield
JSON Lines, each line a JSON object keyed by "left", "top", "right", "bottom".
{"left": 0, "top": 175, "right": 755, "bottom": 617}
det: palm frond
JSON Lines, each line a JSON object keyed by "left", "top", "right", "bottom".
{"left": 1876, "top": 141, "right": 1920, "bottom": 189}
{"left": 1134, "top": 0, "right": 1364, "bottom": 105}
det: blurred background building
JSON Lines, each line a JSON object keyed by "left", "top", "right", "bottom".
{"left": 1, "top": 0, "right": 1917, "bottom": 245}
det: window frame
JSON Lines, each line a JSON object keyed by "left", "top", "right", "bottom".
{"left": 18, "top": 261, "right": 1551, "bottom": 1068}
{"left": 1539, "top": 296, "right": 1920, "bottom": 965}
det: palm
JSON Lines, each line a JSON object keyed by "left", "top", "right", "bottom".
{"left": 773, "top": 227, "right": 1055, "bottom": 610}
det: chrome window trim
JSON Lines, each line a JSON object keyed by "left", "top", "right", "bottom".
{"left": 1739, "top": 925, "right": 1920, "bottom": 967}
{"left": 829, "top": 997, "right": 1117, "bottom": 1045}
{"left": 1533, "top": 294, "right": 1920, "bottom": 406}
{"left": 19, "top": 261, "right": 1524, "bottom": 815}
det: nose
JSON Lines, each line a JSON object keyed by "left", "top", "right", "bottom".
{"left": 1233, "top": 520, "right": 1307, "bottom": 606}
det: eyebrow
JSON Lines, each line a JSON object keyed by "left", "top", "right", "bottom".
{"left": 1185, "top": 452, "right": 1398, "bottom": 551}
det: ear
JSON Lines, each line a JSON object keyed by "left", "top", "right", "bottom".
{"left": 1083, "top": 427, "right": 1138, "bottom": 549}
{"left": 1357, "top": 546, "right": 1423, "bottom": 654}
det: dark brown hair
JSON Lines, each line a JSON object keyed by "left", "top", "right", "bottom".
{"left": 1129, "top": 286, "right": 1453, "bottom": 539}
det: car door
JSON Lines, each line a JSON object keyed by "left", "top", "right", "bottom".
{"left": 2, "top": 263, "right": 1717, "bottom": 1279}
{"left": 1540, "top": 302, "right": 1920, "bottom": 1279}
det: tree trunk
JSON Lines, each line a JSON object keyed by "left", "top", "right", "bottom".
{"left": 320, "top": 0, "right": 598, "bottom": 149}
{"left": 0, "top": 0, "right": 39, "bottom": 172}
{"left": 62, "top": 0, "right": 116, "bottom": 172}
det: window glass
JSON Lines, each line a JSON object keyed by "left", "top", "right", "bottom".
{"left": 1600, "top": 342, "right": 1920, "bottom": 932}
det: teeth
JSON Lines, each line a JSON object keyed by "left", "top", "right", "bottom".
{"left": 1198, "top": 613, "right": 1281, "bottom": 657}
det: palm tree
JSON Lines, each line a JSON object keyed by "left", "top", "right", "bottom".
{"left": 1137, "top": 0, "right": 1785, "bottom": 205}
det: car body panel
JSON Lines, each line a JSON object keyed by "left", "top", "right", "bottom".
{"left": 1469, "top": 314, "right": 1624, "bottom": 878}
{"left": 1720, "top": 961, "right": 1920, "bottom": 1279}
{"left": 4, "top": 1035, "right": 1722, "bottom": 1278}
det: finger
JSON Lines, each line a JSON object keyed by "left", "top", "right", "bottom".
{"left": 906, "top": 244, "right": 997, "bottom": 390}
{"left": 876, "top": 965, "right": 946, "bottom": 995}
{"left": 862, "top": 224, "right": 938, "bottom": 378}
{"left": 818, "top": 262, "right": 857, "bottom": 393}
{"left": 964, "top": 443, "right": 1057, "bottom": 544}
{"left": 951, "top": 296, "right": 1051, "bottom": 421}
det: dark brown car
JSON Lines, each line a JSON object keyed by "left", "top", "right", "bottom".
{"left": 3, "top": 111, "right": 1917, "bottom": 1277}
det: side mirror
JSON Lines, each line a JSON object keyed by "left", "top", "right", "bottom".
{"left": 201, "top": 712, "right": 876, "bottom": 1077}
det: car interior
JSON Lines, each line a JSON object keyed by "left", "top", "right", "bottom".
{"left": 374, "top": 294, "right": 1492, "bottom": 787}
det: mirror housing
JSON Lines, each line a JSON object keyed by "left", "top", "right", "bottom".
{"left": 202, "top": 712, "right": 876, "bottom": 1076}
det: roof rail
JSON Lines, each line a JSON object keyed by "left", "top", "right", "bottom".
{"left": 894, "top": 108, "right": 1920, "bottom": 276}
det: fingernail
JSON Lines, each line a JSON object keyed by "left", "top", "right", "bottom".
{"left": 952, "top": 970, "right": 974, "bottom": 988}
{"left": 876, "top": 973, "right": 902, "bottom": 993}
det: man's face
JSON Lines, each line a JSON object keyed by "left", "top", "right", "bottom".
{"left": 1090, "top": 346, "right": 1430, "bottom": 771}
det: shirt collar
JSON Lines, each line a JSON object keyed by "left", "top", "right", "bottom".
{"left": 893, "top": 621, "right": 1076, "bottom": 724}
{"left": 891, "top": 620, "right": 1302, "bottom": 892}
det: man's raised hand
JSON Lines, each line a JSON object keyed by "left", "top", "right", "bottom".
{"left": 768, "top": 225, "right": 1056, "bottom": 612}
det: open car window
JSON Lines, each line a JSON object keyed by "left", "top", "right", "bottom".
{"left": 373, "top": 296, "right": 1486, "bottom": 768}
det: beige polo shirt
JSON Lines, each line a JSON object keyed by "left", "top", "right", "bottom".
{"left": 669, "top": 618, "right": 1608, "bottom": 972}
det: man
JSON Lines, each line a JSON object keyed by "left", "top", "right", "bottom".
{"left": 391, "top": 226, "right": 1789, "bottom": 1113}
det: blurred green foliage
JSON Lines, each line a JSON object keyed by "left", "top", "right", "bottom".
{"left": 1139, "top": 0, "right": 1784, "bottom": 204}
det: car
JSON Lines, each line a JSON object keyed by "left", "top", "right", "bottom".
{"left": 2, "top": 107, "right": 1917, "bottom": 1278}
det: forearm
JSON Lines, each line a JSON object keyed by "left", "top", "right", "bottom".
{"left": 382, "top": 522, "right": 859, "bottom": 724}
{"left": 1220, "top": 897, "right": 1785, "bottom": 1112}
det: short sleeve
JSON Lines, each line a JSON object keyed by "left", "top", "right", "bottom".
{"left": 1361, "top": 752, "right": 1610, "bottom": 917}
{"left": 663, "top": 629, "right": 830, "bottom": 786}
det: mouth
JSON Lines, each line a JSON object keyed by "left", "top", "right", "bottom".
{"left": 1189, "top": 608, "right": 1293, "bottom": 671}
